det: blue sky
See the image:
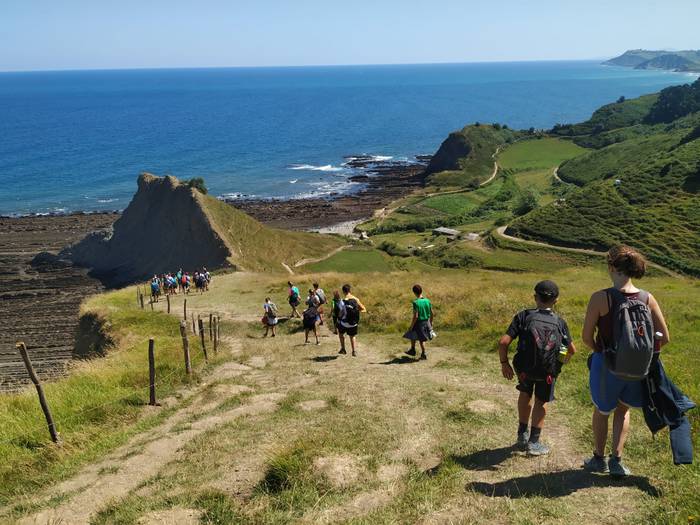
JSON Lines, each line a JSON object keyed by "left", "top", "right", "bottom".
{"left": 2, "top": 0, "right": 699, "bottom": 71}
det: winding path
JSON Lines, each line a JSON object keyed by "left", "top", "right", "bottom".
{"left": 494, "top": 227, "right": 681, "bottom": 278}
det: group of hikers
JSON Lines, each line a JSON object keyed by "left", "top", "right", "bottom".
{"left": 262, "top": 281, "right": 434, "bottom": 358}
{"left": 260, "top": 245, "right": 693, "bottom": 477}
{"left": 149, "top": 268, "right": 211, "bottom": 301}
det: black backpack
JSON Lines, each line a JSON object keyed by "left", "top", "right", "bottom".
{"left": 342, "top": 298, "right": 360, "bottom": 326}
{"left": 513, "top": 310, "right": 564, "bottom": 379}
{"left": 604, "top": 288, "right": 654, "bottom": 380}
{"left": 303, "top": 307, "right": 318, "bottom": 327}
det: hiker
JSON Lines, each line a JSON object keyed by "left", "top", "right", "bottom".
{"left": 403, "top": 284, "right": 434, "bottom": 360}
{"left": 498, "top": 280, "right": 576, "bottom": 456}
{"left": 306, "top": 288, "right": 320, "bottom": 309}
{"left": 302, "top": 303, "right": 321, "bottom": 345}
{"left": 288, "top": 281, "right": 301, "bottom": 318}
{"left": 150, "top": 275, "right": 161, "bottom": 302}
{"left": 203, "top": 267, "right": 211, "bottom": 291}
{"left": 330, "top": 290, "right": 342, "bottom": 334}
{"left": 313, "top": 282, "right": 327, "bottom": 325}
{"left": 176, "top": 268, "right": 184, "bottom": 293}
{"left": 581, "top": 245, "right": 670, "bottom": 477}
{"left": 262, "top": 297, "right": 278, "bottom": 337}
{"left": 337, "top": 284, "right": 366, "bottom": 357}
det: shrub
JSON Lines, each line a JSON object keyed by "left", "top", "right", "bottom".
{"left": 185, "top": 177, "right": 208, "bottom": 194}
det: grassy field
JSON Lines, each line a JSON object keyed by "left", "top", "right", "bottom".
{"left": 3, "top": 260, "right": 698, "bottom": 524}
{"left": 302, "top": 247, "right": 392, "bottom": 273}
{"left": 497, "top": 138, "right": 587, "bottom": 171}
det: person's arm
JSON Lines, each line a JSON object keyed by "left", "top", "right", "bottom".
{"left": 498, "top": 334, "right": 515, "bottom": 380}
{"left": 582, "top": 291, "right": 603, "bottom": 351}
{"left": 356, "top": 297, "right": 367, "bottom": 312}
{"left": 648, "top": 293, "right": 670, "bottom": 347}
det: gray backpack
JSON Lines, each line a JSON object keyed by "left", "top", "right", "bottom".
{"left": 604, "top": 288, "right": 654, "bottom": 380}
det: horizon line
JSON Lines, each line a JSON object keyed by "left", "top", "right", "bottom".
{"left": 0, "top": 56, "right": 613, "bottom": 74}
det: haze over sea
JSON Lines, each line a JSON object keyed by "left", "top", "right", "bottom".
{"left": 0, "top": 60, "right": 694, "bottom": 215}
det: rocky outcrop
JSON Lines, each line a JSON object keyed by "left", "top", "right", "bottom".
{"left": 62, "top": 174, "right": 232, "bottom": 286}
{"left": 424, "top": 131, "right": 471, "bottom": 175}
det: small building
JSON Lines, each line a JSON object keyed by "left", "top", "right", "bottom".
{"left": 433, "top": 227, "right": 461, "bottom": 239}
{"left": 465, "top": 232, "right": 479, "bottom": 241}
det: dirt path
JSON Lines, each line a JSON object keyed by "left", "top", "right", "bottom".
{"left": 495, "top": 226, "right": 681, "bottom": 278}
{"left": 10, "top": 304, "right": 659, "bottom": 524}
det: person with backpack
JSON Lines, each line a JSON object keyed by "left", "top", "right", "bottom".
{"left": 313, "top": 282, "right": 327, "bottom": 325}
{"left": 337, "top": 284, "right": 366, "bottom": 357}
{"left": 404, "top": 284, "right": 434, "bottom": 360}
{"left": 262, "top": 297, "right": 278, "bottom": 337}
{"left": 288, "top": 281, "right": 301, "bottom": 318}
{"left": 302, "top": 302, "right": 321, "bottom": 345}
{"left": 330, "top": 290, "right": 342, "bottom": 335}
{"left": 498, "top": 280, "right": 576, "bottom": 456}
{"left": 581, "top": 245, "right": 670, "bottom": 477}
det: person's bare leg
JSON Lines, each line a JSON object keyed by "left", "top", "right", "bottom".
{"left": 592, "top": 409, "right": 609, "bottom": 457}
{"left": 419, "top": 340, "right": 426, "bottom": 358}
{"left": 314, "top": 325, "right": 319, "bottom": 344}
{"left": 350, "top": 335, "right": 357, "bottom": 356}
{"left": 271, "top": 325, "right": 276, "bottom": 337}
{"left": 612, "top": 403, "right": 630, "bottom": 457}
{"left": 518, "top": 391, "right": 533, "bottom": 427}
{"left": 530, "top": 398, "right": 546, "bottom": 429}
{"left": 338, "top": 332, "right": 346, "bottom": 353}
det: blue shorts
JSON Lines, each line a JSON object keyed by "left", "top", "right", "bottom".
{"left": 589, "top": 352, "right": 643, "bottom": 414}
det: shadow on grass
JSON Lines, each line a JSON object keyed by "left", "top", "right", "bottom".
{"left": 451, "top": 446, "right": 516, "bottom": 471}
{"left": 309, "top": 355, "right": 339, "bottom": 362}
{"left": 467, "top": 469, "right": 660, "bottom": 498}
{"left": 375, "top": 356, "right": 419, "bottom": 365}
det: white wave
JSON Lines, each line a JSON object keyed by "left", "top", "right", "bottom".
{"left": 288, "top": 164, "right": 345, "bottom": 172}
{"left": 289, "top": 179, "right": 298, "bottom": 184}
{"left": 371, "top": 155, "right": 393, "bottom": 161}
{"left": 97, "top": 198, "right": 119, "bottom": 203}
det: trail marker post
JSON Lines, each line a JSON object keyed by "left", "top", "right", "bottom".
{"left": 179, "top": 321, "right": 191, "bottom": 375}
{"left": 183, "top": 298, "right": 187, "bottom": 320}
{"left": 148, "top": 338, "right": 157, "bottom": 406}
{"left": 167, "top": 294, "right": 170, "bottom": 314}
{"left": 16, "top": 342, "right": 60, "bottom": 444}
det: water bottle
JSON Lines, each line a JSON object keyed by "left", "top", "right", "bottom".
{"left": 654, "top": 332, "right": 663, "bottom": 353}
{"left": 558, "top": 345, "right": 569, "bottom": 364}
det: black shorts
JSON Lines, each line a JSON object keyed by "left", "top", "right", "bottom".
{"left": 516, "top": 374, "right": 556, "bottom": 403}
{"left": 338, "top": 324, "right": 358, "bottom": 337}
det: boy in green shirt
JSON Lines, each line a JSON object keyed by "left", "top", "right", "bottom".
{"left": 404, "top": 284, "right": 434, "bottom": 360}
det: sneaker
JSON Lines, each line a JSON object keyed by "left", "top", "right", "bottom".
{"left": 526, "top": 441, "right": 550, "bottom": 456}
{"left": 608, "top": 456, "right": 631, "bottom": 478}
{"left": 419, "top": 352, "right": 427, "bottom": 360}
{"left": 516, "top": 431, "right": 529, "bottom": 450}
{"left": 405, "top": 348, "right": 417, "bottom": 356}
{"left": 339, "top": 348, "right": 347, "bottom": 355}
{"left": 583, "top": 454, "right": 609, "bottom": 473}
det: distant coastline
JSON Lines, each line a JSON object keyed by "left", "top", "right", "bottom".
{"left": 604, "top": 49, "right": 700, "bottom": 73}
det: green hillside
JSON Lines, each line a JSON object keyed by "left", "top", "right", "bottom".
{"left": 510, "top": 79, "right": 700, "bottom": 276}
{"left": 605, "top": 49, "right": 700, "bottom": 72}
{"left": 425, "top": 124, "right": 521, "bottom": 189}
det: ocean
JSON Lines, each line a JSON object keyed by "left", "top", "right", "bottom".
{"left": 0, "top": 61, "right": 694, "bottom": 216}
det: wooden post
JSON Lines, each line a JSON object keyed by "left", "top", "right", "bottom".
{"left": 198, "top": 318, "right": 208, "bottom": 362}
{"left": 183, "top": 298, "right": 187, "bottom": 320}
{"left": 139, "top": 292, "right": 144, "bottom": 310}
{"left": 166, "top": 294, "right": 170, "bottom": 314}
{"left": 216, "top": 315, "right": 221, "bottom": 340}
{"left": 16, "top": 343, "right": 60, "bottom": 444}
{"left": 150, "top": 299, "right": 154, "bottom": 311}
{"left": 136, "top": 286, "right": 141, "bottom": 305}
{"left": 192, "top": 313, "right": 196, "bottom": 334}
{"left": 209, "top": 313, "right": 213, "bottom": 341}
{"left": 213, "top": 316, "right": 218, "bottom": 354}
{"left": 179, "top": 321, "right": 191, "bottom": 375}
{"left": 148, "top": 338, "right": 157, "bottom": 406}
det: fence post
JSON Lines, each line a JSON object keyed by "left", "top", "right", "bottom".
{"left": 192, "top": 313, "right": 196, "bottom": 334}
{"left": 183, "top": 298, "right": 187, "bottom": 320}
{"left": 136, "top": 286, "right": 141, "bottom": 306}
{"left": 16, "top": 342, "right": 60, "bottom": 444}
{"left": 179, "top": 320, "right": 191, "bottom": 375}
{"left": 213, "top": 316, "right": 218, "bottom": 354}
{"left": 216, "top": 315, "right": 221, "bottom": 340}
{"left": 140, "top": 292, "right": 144, "bottom": 310}
{"left": 167, "top": 294, "right": 170, "bottom": 314}
{"left": 198, "top": 318, "right": 208, "bottom": 362}
{"left": 148, "top": 338, "right": 157, "bottom": 406}
{"left": 209, "top": 313, "right": 213, "bottom": 341}
{"left": 150, "top": 299, "right": 154, "bottom": 311}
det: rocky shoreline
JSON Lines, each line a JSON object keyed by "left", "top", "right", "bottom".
{"left": 228, "top": 155, "right": 430, "bottom": 230}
